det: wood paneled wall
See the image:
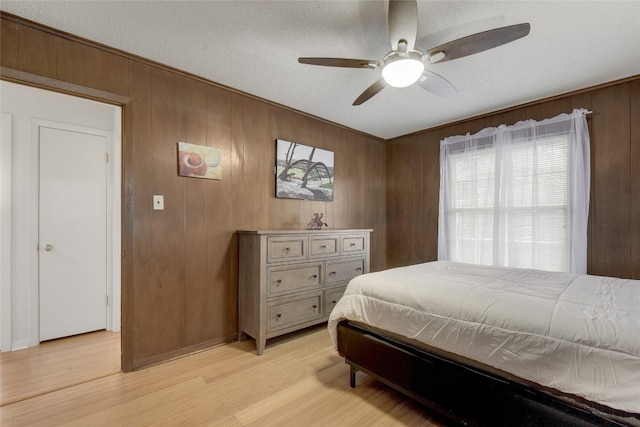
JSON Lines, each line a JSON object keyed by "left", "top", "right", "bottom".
{"left": 1, "top": 14, "right": 387, "bottom": 370}
{"left": 387, "top": 76, "right": 640, "bottom": 280}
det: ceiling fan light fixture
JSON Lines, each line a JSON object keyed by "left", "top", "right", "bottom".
{"left": 381, "top": 51, "right": 425, "bottom": 88}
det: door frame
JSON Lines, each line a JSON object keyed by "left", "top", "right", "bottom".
{"left": 1, "top": 113, "right": 13, "bottom": 351}
{"left": 28, "top": 116, "right": 121, "bottom": 347}
{"left": 30, "top": 119, "right": 120, "bottom": 345}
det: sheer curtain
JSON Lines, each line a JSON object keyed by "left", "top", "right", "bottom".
{"left": 438, "top": 109, "right": 590, "bottom": 273}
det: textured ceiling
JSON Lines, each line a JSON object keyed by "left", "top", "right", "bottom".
{"left": 1, "top": 1, "right": 639, "bottom": 139}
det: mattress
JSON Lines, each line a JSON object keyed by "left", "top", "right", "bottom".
{"left": 327, "top": 261, "right": 640, "bottom": 414}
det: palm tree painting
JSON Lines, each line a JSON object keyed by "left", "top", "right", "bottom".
{"left": 276, "top": 139, "right": 334, "bottom": 201}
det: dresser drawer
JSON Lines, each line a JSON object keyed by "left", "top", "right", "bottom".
{"left": 326, "top": 258, "right": 364, "bottom": 286}
{"left": 266, "top": 263, "right": 322, "bottom": 297}
{"left": 267, "top": 236, "right": 306, "bottom": 263}
{"left": 309, "top": 235, "right": 339, "bottom": 258}
{"left": 268, "top": 293, "right": 323, "bottom": 332}
{"left": 325, "top": 286, "right": 347, "bottom": 316}
{"left": 342, "top": 234, "right": 366, "bottom": 254}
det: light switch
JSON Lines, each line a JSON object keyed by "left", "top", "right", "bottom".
{"left": 153, "top": 195, "right": 164, "bottom": 210}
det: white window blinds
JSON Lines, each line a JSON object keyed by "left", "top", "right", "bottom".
{"left": 438, "top": 109, "right": 591, "bottom": 273}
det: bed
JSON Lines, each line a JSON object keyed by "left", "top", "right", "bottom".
{"left": 327, "top": 261, "right": 640, "bottom": 426}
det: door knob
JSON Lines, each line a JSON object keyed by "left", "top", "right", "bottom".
{"left": 44, "top": 244, "right": 53, "bottom": 252}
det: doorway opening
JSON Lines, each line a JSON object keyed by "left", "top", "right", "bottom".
{"left": 0, "top": 81, "right": 122, "bottom": 384}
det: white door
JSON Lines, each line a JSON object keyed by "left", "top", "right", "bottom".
{"left": 39, "top": 126, "right": 107, "bottom": 341}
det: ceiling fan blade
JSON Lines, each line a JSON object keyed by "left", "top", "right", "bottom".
{"left": 418, "top": 70, "right": 458, "bottom": 97}
{"left": 353, "top": 79, "right": 386, "bottom": 106}
{"left": 298, "top": 57, "right": 377, "bottom": 68}
{"left": 388, "top": 0, "right": 418, "bottom": 51}
{"left": 427, "top": 23, "right": 530, "bottom": 63}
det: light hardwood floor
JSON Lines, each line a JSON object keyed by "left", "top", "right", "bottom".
{"left": 1, "top": 324, "right": 449, "bottom": 426}
{"left": 1, "top": 330, "right": 121, "bottom": 406}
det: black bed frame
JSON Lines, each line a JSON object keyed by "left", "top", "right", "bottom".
{"left": 337, "top": 320, "right": 638, "bottom": 427}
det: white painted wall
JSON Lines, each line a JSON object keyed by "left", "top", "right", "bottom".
{"left": 0, "top": 81, "right": 121, "bottom": 351}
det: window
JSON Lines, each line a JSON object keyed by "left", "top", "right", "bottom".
{"left": 438, "top": 109, "right": 590, "bottom": 273}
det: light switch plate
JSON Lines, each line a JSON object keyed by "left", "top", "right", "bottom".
{"left": 153, "top": 195, "right": 164, "bottom": 210}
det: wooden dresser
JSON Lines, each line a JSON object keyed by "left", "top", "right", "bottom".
{"left": 237, "top": 229, "right": 372, "bottom": 355}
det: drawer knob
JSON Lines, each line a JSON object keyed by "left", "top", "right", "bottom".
{"left": 311, "top": 274, "right": 318, "bottom": 279}
{"left": 320, "top": 245, "right": 327, "bottom": 249}
{"left": 332, "top": 300, "right": 337, "bottom": 304}
{"left": 276, "top": 279, "right": 282, "bottom": 284}
{"left": 356, "top": 267, "right": 362, "bottom": 271}
{"left": 285, "top": 247, "right": 291, "bottom": 252}
{"left": 276, "top": 313, "right": 282, "bottom": 318}
{"left": 350, "top": 243, "right": 356, "bottom": 246}
{"left": 330, "top": 271, "right": 336, "bottom": 275}
{"left": 312, "top": 305, "right": 317, "bottom": 309}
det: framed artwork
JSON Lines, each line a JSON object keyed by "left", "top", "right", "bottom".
{"left": 177, "top": 142, "right": 221, "bottom": 180}
{"left": 275, "top": 139, "right": 334, "bottom": 201}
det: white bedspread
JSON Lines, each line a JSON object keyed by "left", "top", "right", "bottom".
{"left": 328, "top": 261, "right": 640, "bottom": 413}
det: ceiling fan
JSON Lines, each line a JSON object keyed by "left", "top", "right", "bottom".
{"left": 298, "top": 0, "right": 530, "bottom": 105}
